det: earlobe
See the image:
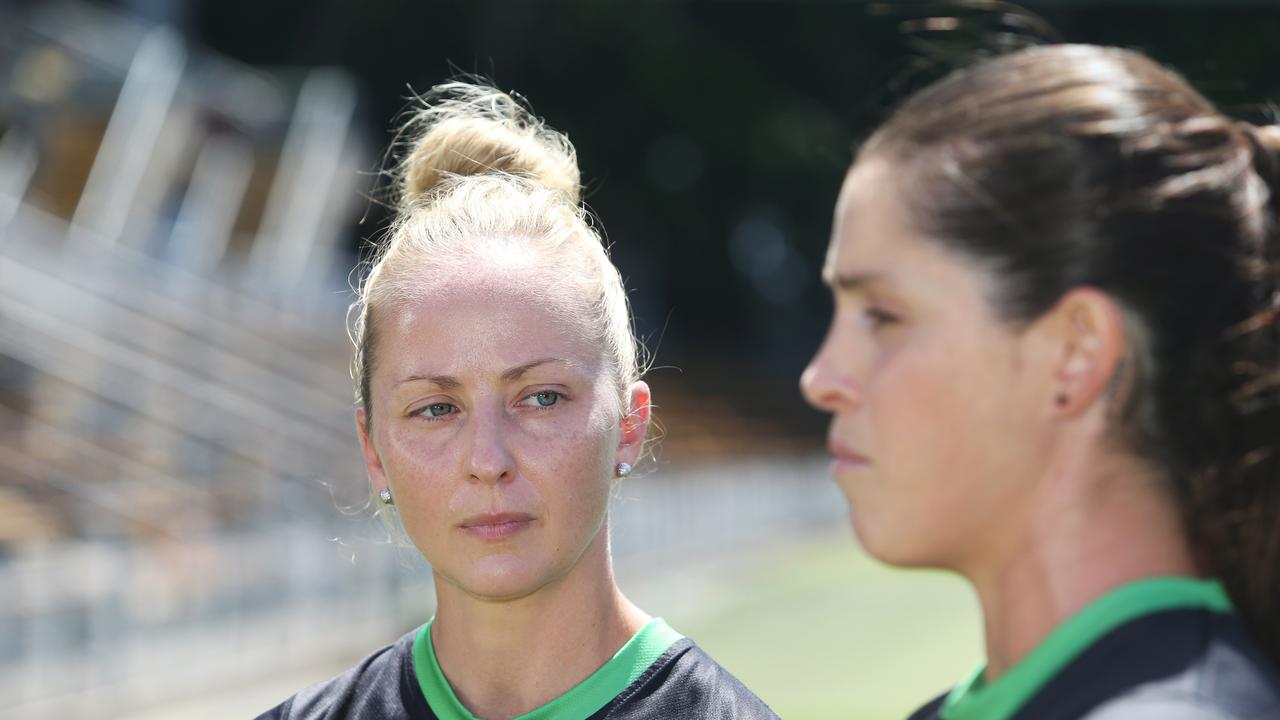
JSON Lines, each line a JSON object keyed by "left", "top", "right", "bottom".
{"left": 1049, "top": 289, "right": 1128, "bottom": 417}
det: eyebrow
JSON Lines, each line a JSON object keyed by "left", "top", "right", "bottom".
{"left": 822, "top": 269, "right": 887, "bottom": 292}
{"left": 396, "top": 373, "right": 461, "bottom": 390}
{"left": 394, "top": 358, "right": 567, "bottom": 389}
{"left": 499, "top": 357, "right": 564, "bottom": 383}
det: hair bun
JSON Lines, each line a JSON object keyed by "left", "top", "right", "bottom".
{"left": 397, "top": 82, "right": 581, "bottom": 207}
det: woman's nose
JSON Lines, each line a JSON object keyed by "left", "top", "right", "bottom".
{"left": 801, "top": 333, "right": 863, "bottom": 414}
{"left": 464, "top": 405, "right": 515, "bottom": 484}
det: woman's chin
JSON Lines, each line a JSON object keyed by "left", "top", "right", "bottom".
{"left": 849, "top": 513, "right": 891, "bottom": 564}
{"left": 850, "top": 509, "right": 930, "bottom": 569}
{"left": 438, "top": 557, "right": 556, "bottom": 602}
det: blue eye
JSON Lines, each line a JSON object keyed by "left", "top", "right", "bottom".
{"left": 419, "top": 402, "right": 456, "bottom": 418}
{"left": 532, "top": 391, "right": 560, "bottom": 407}
{"left": 520, "top": 390, "right": 563, "bottom": 409}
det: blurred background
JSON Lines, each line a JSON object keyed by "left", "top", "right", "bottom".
{"left": 1, "top": 1, "right": 1277, "bottom": 718}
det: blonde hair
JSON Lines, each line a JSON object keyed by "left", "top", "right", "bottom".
{"left": 352, "top": 82, "right": 642, "bottom": 428}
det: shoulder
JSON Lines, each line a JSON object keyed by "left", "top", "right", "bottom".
{"left": 1030, "top": 609, "right": 1280, "bottom": 720}
{"left": 913, "top": 610, "right": 1280, "bottom": 720}
{"left": 595, "top": 638, "right": 779, "bottom": 720}
{"left": 255, "top": 627, "right": 431, "bottom": 720}
{"left": 905, "top": 692, "right": 946, "bottom": 720}
{"left": 1085, "top": 698, "right": 1273, "bottom": 720}
{"left": 1081, "top": 618, "right": 1280, "bottom": 720}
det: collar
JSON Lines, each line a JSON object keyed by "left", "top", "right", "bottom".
{"left": 413, "top": 616, "right": 684, "bottom": 720}
{"left": 941, "top": 576, "right": 1232, "bottom": 720}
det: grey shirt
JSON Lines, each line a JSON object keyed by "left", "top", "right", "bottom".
{"left": 1085, "top": 633, "right": 1280, "bottom": 720}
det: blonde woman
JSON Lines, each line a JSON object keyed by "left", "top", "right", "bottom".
{"left": 260, "top": 84, "right": 776, "bottom": 720}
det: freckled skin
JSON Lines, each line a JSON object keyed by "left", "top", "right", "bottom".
{"left": 802, "top": 160, "right": 1053, "bottom": 573}
{"left": 362, "top": 270, "right": 625, "bottom": 601}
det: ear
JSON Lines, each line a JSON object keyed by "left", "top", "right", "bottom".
{"left": 355, "top": 407, "right": 390, "bottom": 494}
{"left": 1041, "top": 288, "right": 1129, "bottom": 417}
{"left": 616, "top": 381, "right": 652, "bottom": 466}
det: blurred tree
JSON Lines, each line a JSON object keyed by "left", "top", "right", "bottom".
{"left": 173, "top": 0, "right": 1280, "bottom": 379}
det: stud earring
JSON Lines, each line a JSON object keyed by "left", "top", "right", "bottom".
{"left": 378, "top": 487, "right": 394, "bottom": 505}
{"left": 614, "top": 462, "right": 633, "bottom": 478}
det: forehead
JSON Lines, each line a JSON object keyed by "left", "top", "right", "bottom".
{"left": 375, "top": 265, "right": 602, "bottom": 377}
{"left": 825, "top": 160, "right": 994, "bottom": 302}
{"left": 826, "top": 161, "right": 923, "bottom": 279}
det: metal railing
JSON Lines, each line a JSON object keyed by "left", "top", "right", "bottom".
{"left": 2, "top": 458, "right": 841, "bottom": 720}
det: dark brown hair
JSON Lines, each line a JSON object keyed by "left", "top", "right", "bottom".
{"left": 860, "top": 44, "right": 1280, "bottom": 662}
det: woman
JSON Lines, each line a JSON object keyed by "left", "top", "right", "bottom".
{"left": 261, "top": 83, "right": 776, "bottom": 719}
{"left": 802, "top": 44, "right": 1280, "bottom": 719}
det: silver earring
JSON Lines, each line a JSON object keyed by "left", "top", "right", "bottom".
{"left": 378, "top": 487, "right": 394, "bottom": 505}
{"left": 614, "top": 462, "right": 632, "bottom": 478}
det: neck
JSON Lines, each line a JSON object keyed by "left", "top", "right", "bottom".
{"left": 430, "top": 531, "right": 650, "bottom": 720}
{"left": 965, "top": 445, "right": 1198, "bottom": 681}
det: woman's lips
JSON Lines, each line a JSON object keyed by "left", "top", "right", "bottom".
{"left": 459, "top": 513, "right": 535, "bottom": 541}
{"left": 828, "top": 440, "right": 870, "bottom": 472}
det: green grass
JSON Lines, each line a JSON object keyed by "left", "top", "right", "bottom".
{"left": 634, "top": 532, "right": 983, "bottom": 720}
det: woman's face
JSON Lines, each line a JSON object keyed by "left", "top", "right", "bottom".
{"left": 358, "top": 266, "right": 648, "bottom": 601}
{"left": 802, "top": 160, "right": 1053, "bottom": 572}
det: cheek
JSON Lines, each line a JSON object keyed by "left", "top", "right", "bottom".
{"left": 378, "top": 425, "right": 513, "bottom": 555}
{"left": 889, "top": 330, "right": 1020, "bottom": 453}
{"left": 380, "top": 422, "right": 450, "bottom": 478}
{"left": 516, "top": 418, "right": 616, "bottom": 500}
{"left": 885, "top": 338, "right": 1034, "bottom": 540}
{"left": 531, "top": 393, "right": 620, "bottom": 476}
{"left": 867, "top": 337, "right": 1021, "bottom": 527}
{"left": 377, "top": 429, "right": 457, "bottom": 534}
{"left": 525, "top": 415, "right": 619, "bottom": 539}
{"left": 873, "top": 345, "right": 971, "bottom": 470}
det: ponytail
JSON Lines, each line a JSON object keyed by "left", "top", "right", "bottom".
{"left": 1198, "top": 122, "right": 1280, "bottom": 665}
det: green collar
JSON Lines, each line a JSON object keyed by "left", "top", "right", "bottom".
{"left": 941, "top": 576, "right": 1233, "bottom": 720}
{"left": 412, "top": 617, "right": 684, "bottom": 720}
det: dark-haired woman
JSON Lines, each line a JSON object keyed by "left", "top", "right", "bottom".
{"left": 802, "top": 44, "right": 1280, "bottom": 719}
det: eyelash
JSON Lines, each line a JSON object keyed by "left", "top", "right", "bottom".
{"left": 863, "top": 306, "right": 900, "bottom": 329}
{"left": 408, "top": 390, "right": 565, "bottom": 422}
{"left": 411, "top": 402, "right": 458, "bottom": 421}
{"left": 520, "top": 390, "right": 564, "bottom": 409}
